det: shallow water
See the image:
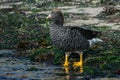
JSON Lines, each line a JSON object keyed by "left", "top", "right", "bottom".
{"left": 0, "top": 57, "right": 85, "bottom": 80}
{"left": 0, "top": 50, "right": 79, "bottom": 80}
{"left": 0, "top": 50, "right": 119, "bottom": 80}
{"left": 0, "top": 50, "right": 90, "bottom": 80}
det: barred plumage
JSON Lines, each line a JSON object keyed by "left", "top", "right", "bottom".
{"left": 47, "top": 9, "right": 102, "bottom": 70}
{"left": 50, "top": 24, "right": 89, "bottom": 52}
{"left": 48, "top": 9, "right": 101, "bottom": 52}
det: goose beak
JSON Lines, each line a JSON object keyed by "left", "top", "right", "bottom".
{"left": 46, "top": 14, "right": 52, "bottom": 19}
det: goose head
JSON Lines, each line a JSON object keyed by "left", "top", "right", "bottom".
{"left": 47, "top": 9, "right": 64, "bottom": 26}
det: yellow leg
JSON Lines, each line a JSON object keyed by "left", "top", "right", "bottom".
{"left": 73, "top": 52, "right": 83, "bottom": 73}
{"left": 63, "top": 52, "right": 70, "bottom": 67}
{"left": 73, "top": 52, "right": 83, "bottom": 67}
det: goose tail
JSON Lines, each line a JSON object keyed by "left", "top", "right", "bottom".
{"left": 88, "top": 38, "right": 103, "bottom": 47}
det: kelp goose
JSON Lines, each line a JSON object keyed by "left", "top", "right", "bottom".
{"left": 47, "top": 9, "right": 103, "bottom": 70}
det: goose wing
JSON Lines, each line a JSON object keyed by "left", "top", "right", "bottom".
{"left": 68, "top": 26, "right": 102, "bottom": 39}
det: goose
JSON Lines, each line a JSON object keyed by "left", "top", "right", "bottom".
{"left": 46, "top": 9, "right": 103, "bottom": 71}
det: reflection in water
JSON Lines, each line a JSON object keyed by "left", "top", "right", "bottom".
{"left": 66, "top": 75, "right": 76, "bottom": 80}
{"left": 63, "top": 66, "right": 84, "bottom": 80}
{"left": 64, "top": 66, "right": 83, "bottom": 74}
{"left": 64, "top": 66, "right": 69, "bottom": 74}
{"left": 65, "top": 74, "right": 90, "bottom": 80}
